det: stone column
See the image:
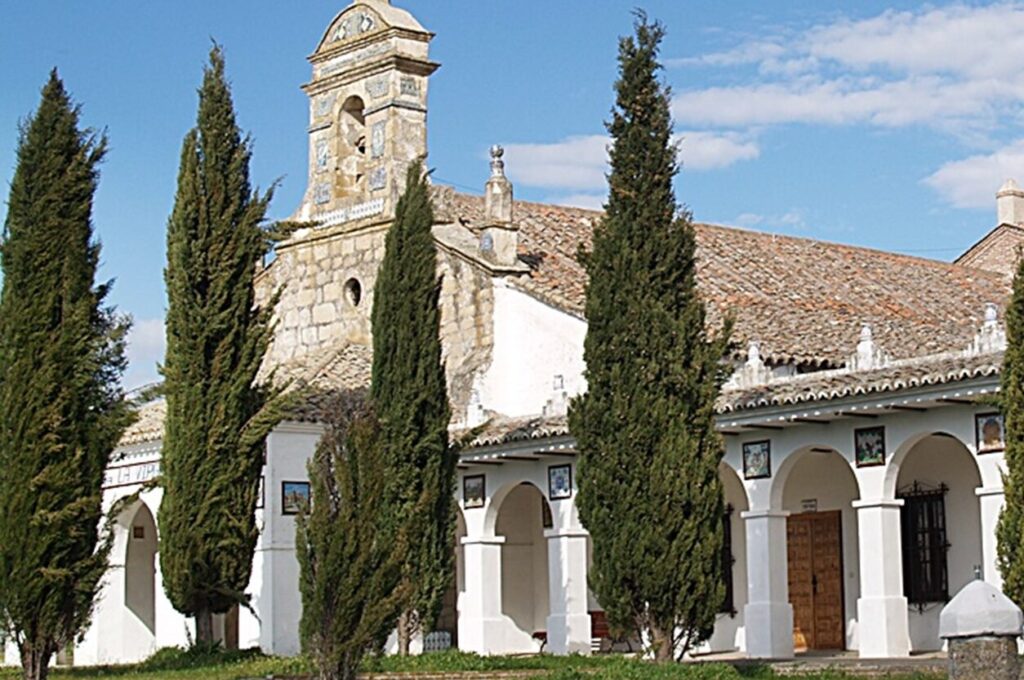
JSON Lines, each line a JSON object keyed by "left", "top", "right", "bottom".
{"left": 976, "top": 487, "right": 1005, "bottom": 589}
{"left": 853, "top": 499, "right": 911, "bottom": 658}
{"left": 742, "top": 510, "right": 794, "bottom": 659}
{"left": 458, "top": 536, "right": 505, "bottom": 654}
{"left": 940, "top": 580, "right": 1023, "bottom": 680}
{"left": 545, "top": 528, "right": 592, "bottom": 655}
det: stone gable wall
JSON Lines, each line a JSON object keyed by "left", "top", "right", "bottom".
{"left": 256, "top": 222, "right": 495, "bottom": 415}
{"left": 957, "top": 225, "right": 1024, "bottom": 279}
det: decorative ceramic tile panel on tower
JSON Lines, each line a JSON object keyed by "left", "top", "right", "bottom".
{"left": 299, "top": 0, "right": 439, "bottom": 229}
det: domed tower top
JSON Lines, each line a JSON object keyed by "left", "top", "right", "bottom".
{"left": 298, "top": 0, "right": 438, "bottom": 228}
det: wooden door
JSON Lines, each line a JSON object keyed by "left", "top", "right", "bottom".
{"left": 787, "top": 511, "right": 844, "bottom": 651}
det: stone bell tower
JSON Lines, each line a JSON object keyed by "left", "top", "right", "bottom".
{"left": 298, "top": 0, "right": 438, "bottom": 228}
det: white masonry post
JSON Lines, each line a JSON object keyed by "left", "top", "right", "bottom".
{"left": 976, "top": 487, "right": 1006, "bottom": 589}
{"left": 545, "top": 528, "right": 592, "bottom": 655}
{"left": 853, "top": 499, "right": 911, "bottom": 657}
{"left": 742, "top": 509, "right": 794, "bottom": 659}
{"left": 940, "top": 579, "right": 1023, "bottom": 679}
{"left": 458, "top": 536, "right": 506, "bottom": 654}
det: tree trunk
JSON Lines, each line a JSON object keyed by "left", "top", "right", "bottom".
{"left": 195, "top": 607, "right": 215, "bottom": 645}
{"left": 649, "top": 623, "right": 673, "bottom": 662}
{"left": 20, "top": 641, "right": 52, "bottom": 680}
{"left": 397, "top": 610, "right": 412, "bottom": 655}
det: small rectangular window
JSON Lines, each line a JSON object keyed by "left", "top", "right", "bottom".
{"left": 899, "top": 483, "right": 949, "bottom": 606}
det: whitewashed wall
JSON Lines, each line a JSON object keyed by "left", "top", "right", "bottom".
{"left": 479, "top": 282, "right": 587, "bottom": 418}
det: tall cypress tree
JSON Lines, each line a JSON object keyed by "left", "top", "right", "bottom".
{"left": 568, "top": 15, "right": 731, "bottom": 661}
{"left": 297, "top": 391, "right": 408, "bottom": 680}
{"left": 370, "top": 161, "right": 456, "bottom": 653}
{"left": 997, "top": 253, "right": 1024, "bottom": 604}
{"left": 0, "top": 72, "right": 132, "bottom": 680}
{"left": 160, "top": 46, "right": 284, "bottom": 644}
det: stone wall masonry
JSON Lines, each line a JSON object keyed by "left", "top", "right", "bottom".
{"left": 256, "top": 220, "right": 496, "bottom": 417}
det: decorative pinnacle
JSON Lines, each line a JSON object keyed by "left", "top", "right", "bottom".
{"left": 490, "top": 145, "right": 505, "bottom": 178}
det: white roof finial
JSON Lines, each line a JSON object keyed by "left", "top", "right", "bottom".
{"left": 997, "top": 178, "right": 1024, "bottom": 225}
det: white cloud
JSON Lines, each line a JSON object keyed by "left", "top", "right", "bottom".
{"left": 924, "top": 140, "right": 1024, "bottom": 209}
{"left": 503, "top": 135, "right": 609, "bottom": 192}
{"left": 671, "top": 4, "right": 1024, "bottom": 137}
{"left": 677, "top": 131, "right": 760, "bottom": 169}
{"left": 547, "top": 193, "right": 605, "bottom": 211}
{"left": 502, "top": 131, "right": 758, "bottom": 193}
{"left": 123, "top": 317, "right": 165, "bottom": 391}
{"left": 732, "top": 210, "right": 808, "bottom": 233}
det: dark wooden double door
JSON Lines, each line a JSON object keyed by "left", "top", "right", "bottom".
{"left": 787, "top": 511, "right": 845, "bottom": 651}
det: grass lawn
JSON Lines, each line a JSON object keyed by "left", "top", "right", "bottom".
{"left": 0, "top": 648, "right": 946, "bottom": 680}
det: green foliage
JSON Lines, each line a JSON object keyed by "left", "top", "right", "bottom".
{"left": 0, "top": 70, "right": 132, "bottom": 680}
{"left": 296, "top": 390, "right": 408, "bottom": 680}
{"left": 159, "top": 45, "right": 286, "bottom": 641}
{"left": 567, "top": 14, "right": 732, "bottom": 661}
{"left": 998, "top": 242, "right": 1024, "bottom": 605}
{"left": 370, "top": 161, "right": 457, "bottom": 645}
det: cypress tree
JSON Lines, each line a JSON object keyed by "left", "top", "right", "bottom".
{"left": 997, "top": 253, "right": 1024, "bottom": 604}
{"left": 160, "top": 46, "right": 284, "bottom": 644}
{"left": 567, "top": 15, "right": 732, "bottom": 661}
{"left": 0, "top": 72, "right": 132, "bottom": 680}
{"left": 297, "top": 391, "right": 408, "bottom": 680}
{"left": 370, "top": 161, "right": 456, "bottom": 653}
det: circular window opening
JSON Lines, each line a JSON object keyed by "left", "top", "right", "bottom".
{"left": 344, "top": 278, "right": 363, "bottom": 307}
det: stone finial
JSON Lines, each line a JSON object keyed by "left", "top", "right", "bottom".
{"left": 481, "top": 144, "right": 517, "bottom": 267}
{"left": 848, "top": 324, "right": 890, "bottom": 371}
{"left": 997, "top": 178, "right": 1024, "bottom": 226}
{"left": 490, "top": 145, "right": 506, "bottom": 178}
{"left": 726, "top": 340, "right": 774, "bottom": 389}
{"left": 466, "top": 389, "right": 485, "bottom": 428}
{"left": 968, "top": 302, "right": 1007, "bottom": 356}
{"left": 543, "top": 374, "right": 569, "bottom": 417}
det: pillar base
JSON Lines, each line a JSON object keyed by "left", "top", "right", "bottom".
{"left": 546, "top": 612, "right": 592, "bottom": 655}
{"left": 857, "top": 596, "right": 910, "bottom": 658}
{"left": 457, "top": 617, "right": 506, "bottom": 655}
{"left": 743, "top": 601, "right": 794, "bottom": 659}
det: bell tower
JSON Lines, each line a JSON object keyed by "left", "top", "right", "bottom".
{"left": 299, "top": 0, "right": 438, "bottom": 228}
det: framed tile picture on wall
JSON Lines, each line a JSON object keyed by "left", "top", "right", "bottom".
{"left": 742, "top": 440, "right": 771, "bottom": 479}
{"left": 281, "top": 481, "right": 310, "bottom": 515}
{"left": 548, "top": 464, "right": 573, "bottom": 500}
{"left": 463, "top": 475, "right": 485, "bottom": 509}
{"left": 855, "top": 426, "right": 886, "bottom": 467}
{"left": 976, "top": 413, "right": 1005, "bottom": 454}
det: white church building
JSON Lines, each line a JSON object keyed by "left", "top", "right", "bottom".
{"left": 61, "top": 0, "right": 1024, "bottom": 665}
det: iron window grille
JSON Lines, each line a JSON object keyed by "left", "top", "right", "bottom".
{"left": 720, "top": 504, "right": 737, "bottom": 616}
{"left": 898, "top": 481, "right": 950, "bottom": 608}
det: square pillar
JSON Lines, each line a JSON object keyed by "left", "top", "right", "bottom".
{"left": 742, "top": 509, "right": 794, "bottom": 659}
{"left": 853, "top": 499, "right": 910, "bottom": 658}
{"left": 545, "top": 528, "right": 592, "bottom": 655}
{"left": 458, "top": 536, "right": 505, "bottom": 654}
{"left": 977, "top": 487, "right": 1006, "bottom": 590}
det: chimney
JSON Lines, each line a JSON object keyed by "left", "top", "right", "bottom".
{"left": 480, "top": 145, "right": 518, "bottom": 266}
{"left": 997, "top": 178, "right": 1024, "bottom": 226}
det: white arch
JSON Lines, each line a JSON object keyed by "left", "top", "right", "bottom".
{"left": 770, "top": 445, "right": 860, "bottom": 510}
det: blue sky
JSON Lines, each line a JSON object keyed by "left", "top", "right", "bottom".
{"left": 2, "top": 1, "right": 1023, "bottom": 388}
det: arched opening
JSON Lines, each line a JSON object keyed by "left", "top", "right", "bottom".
{"left": 894, "top": 433, "right": 982, "bottom": 652}
{"left": 125, "top": 503, "right": 157, "bottom": 635}
{"left": 496, "top": 482, "right": 550, "bottom": 652}
{"left": 336, "top": 96, "right": 367, "bottom": 197}
{"left": 432, "top": 509, "right": 466, "bottom": 652}
{"left": 708, "top": 463, "right": 749, "bottom": 653}
{"left": 778, "top": 448, "right": 860, "bottom": 652}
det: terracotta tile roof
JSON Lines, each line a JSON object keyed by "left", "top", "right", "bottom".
{"left": 120, "top": 399, "right": 166, "bottom": 446}
{"left": 276, "top": 341, "right": 373, "bottom": 422}
{"left": 460, "top": 415, "right": 571, "bottom": 449}
{"left": 433, "top": 187, "right": 1011, "bottom": 368}
{"left": 717, "top": 350, "right": 1002, "bottom": 414}
{"left": 955, "top": 223, "right": 1024, "bottom": 279}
